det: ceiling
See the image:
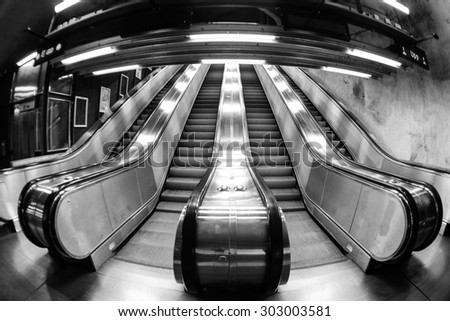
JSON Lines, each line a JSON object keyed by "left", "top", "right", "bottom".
{"left": 0, "top": 0, "right": 57, "bottom": 76}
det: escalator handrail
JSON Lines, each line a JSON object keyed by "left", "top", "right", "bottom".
{"left": 176, "top": 65, "right": 225, "bottom": 293}
{"left": 18, "top": 64, "right": 205, "bottom": 256}
{"left": 178, "top": 161, "right": 219, "bottom": 293}
{"left": 176, "top": 64, "right": 289, "bottom": 293}
{"left": 239, "top": 65, "right": 289, "bottom": 292}
{"left": 295, "top": 67, "right": 450, "bottom": 176}
{"left": 259, "top": 65, "right": 440, "bottom": 262}
{"left": 278, "top": 67, "right": 443, "bottom": 250}
{"left": 1, "top": 66, "right": 168, "bottom": 175}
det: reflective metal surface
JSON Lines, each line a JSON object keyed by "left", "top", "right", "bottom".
{"left": 0, "top": 65, "right": 180, "bottom": 226}
{"left": 255, "top": 64, "right": 441, "bottom": 265}
{"left": 283, "top": 66, "right": 450, "bottom": 235}
{"left": 174, "top": 64, "right": 289, "bottom": 293}
{"left": 18, "top": 64, "right": 208, "bottom": 265}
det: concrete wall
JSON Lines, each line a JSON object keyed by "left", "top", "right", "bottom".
{"left": 305, "top": 0, "right": 450, "bottom": 169}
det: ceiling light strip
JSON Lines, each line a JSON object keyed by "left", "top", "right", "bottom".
{"left": 201, "top": 59, "right": 266, "bottom": 65}
{"left": 93, "top": 65, "right": 140, "bottom": 76}
{"left": 55, "top": 0, "right": 81, "bottom": 13}
{"left": 322, "top": 67, "right": 372, "bottom": 79}
{"left": 61, "top": 47, "right": 117, "bottom": 65}
{"left": 16, "top": 52, "right": 37, "bottom": 67}
{"left": 347, "top": 49, "right": 402, "bottom": 68}
{"left": 383, "top": 0, "right": 410, "bottom": 15}
{"left": 190, "top": 34, "right": 276, "bottom": 43}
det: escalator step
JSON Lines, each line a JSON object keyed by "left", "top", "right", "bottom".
{"left": 256, "top": 166, "right": 293, "bottom": 176}
{"left": 177, "top": 139, "right": 213, "bottom": 148}
{"left": 246, "top": 118, "right": 277, "bottom": 125}
{"left": 172, "top": 156, "right": 211, "bottom": 167}
{"left": 156, "top": 201, "right": 186, "bottom": 213}
{"left": 176, "top": 147, "right": 212, "bottom": 157}
{"left": 160, "top": 189, "right": 193, "bottom": 202}
{"left": 165, "top": 177, "right": 201, "bottom": 190}
{"left": 189, "top": 113, "right": 219, "bottom": 119}
{"left": 271, "top": 188, "right": 302, "bottom": 201}
{"left": 248, "top": 124, "right": 279, "bottom": 132}
{"left": 187, "top": 118, "right": 217, "bottom": 126}
{"left": 249, "top": 131, "right": 282, "bottom": 139}
{"left": 251, "top": 146, "right": 286, "bottom": 156}
{"left": 277, "top": 200, "right": 306, "bottom": 212}
{"left": 182, "top": 132, "right": 215, "bottom": 140}
{"left": 252, "top": 155, "right": 290, "bottom": 166}
{"left": 169, "top": 166, "right": 208, "bottom": 178}
{"left": 250, "top": 139, "right": 284, "bottom": 147}
{"left": 262, "top": 176, "right": 297, "bottom": 189}
{"left": 184, "top": 125, "right": 216, "bottom": 132}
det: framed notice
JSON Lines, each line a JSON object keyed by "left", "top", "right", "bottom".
{"left": 119, "top": 74, "right": 129, "bottom": 98}
{"left": 99, "top": 86, "right": 111, "bottom": 113}
{"left": 135, "top": 68, "right": 142, "bottom": 80}
{"left": 74, "top": 96, "right": 89, "bottom": 127}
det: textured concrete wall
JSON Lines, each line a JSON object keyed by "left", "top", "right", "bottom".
{"left": 305, "top": 0, "right": 450, "bottom": 169}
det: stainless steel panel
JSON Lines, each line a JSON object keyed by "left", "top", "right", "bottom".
{"left": 56, "top": 183, "right": 113, "bottom": 259}
{"left": 255, "top": 64, "right": 437, "bottom": 264}
{"left": 350, "top": 186, "right": 407, "bottom": 260}
{"left": 320, "top": 170, "right": 362, "bottom": 232}
{"left": 284, "top": 66, "right": 449, "bottom": 231}
{"left": 19, "top": 64, "right": 208, "bottom": 266}
{"left": 1, "top": 65, "right": 181, "bottom": 223}
{"left": 101, "top": 170, "right": 142, "bottom": 230}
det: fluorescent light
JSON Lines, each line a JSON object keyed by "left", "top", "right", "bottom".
{"left": 55, "top": 0, "right": 80, "bottom": 13}
{"left": 14, "top": 86, "right": 38, "bottom": 92}
{"left": 61, "top": 47, "right": 116, "bottom": 65}
{"left": 16, "top": 52, "right": 37, "bottom": 67}
{"left": 93, "top": 65, "right": 140, "bottom": 76}
{"left": 201, "top": 59, "right": 266, "bottom": 65}
{"left": 190, "top": 34, "right": 276, "bottom": 43}
{"left": 322, "top": 67, "right": 372, "bottom": 79}
{"left": 347, "top": 49, "right": 402, "bottom": 68}
{"left": 383, "top": 0, "right": 410, "bottom": 15}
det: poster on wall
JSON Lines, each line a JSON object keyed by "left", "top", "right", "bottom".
{"left": 119, "top": 74, "right": 129, "bottom": 98}
{"left": 135, "top": 68, "right": 142, "bottom": 80}
{"left": 99, "top": 86, "right": 111, "bottom": 113}
{"left": 74, "top": 96, "right": 89, "bottom": 128}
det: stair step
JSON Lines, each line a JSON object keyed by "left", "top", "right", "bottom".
{"left": 271, "top": 188, "right": 302, "bottom": 201}
{"left": 277, "top": 200, "right": 305, "bottom": 212}
{"left": 172, "top": 156, "right": 211, "bottom": 167}
{"left": 156, "top": 201, "right": 186, "bottom": 213}
{"left": 160, "top": 189, "right": 193, "bottom": 202}
{"left": 256, "top": 166, "right": 293, "bottom": 176}
{"left": 165, "top": 177, "right": 201, "bottom": 190}
{"left": 169, "top": 166, "right": 208, "bottom": 178}
{"left": 262, "top": 176, "right": 297, "bottom": 189}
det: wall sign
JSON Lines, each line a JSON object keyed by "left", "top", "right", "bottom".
{"left": 74, "top": 96, "right": 89, "bottom": 127}
{"left": 389, "top": 43, "right": 429, "bottom": 70}
{"left": 99, "top": 86, "right": 111, "bottom": 113}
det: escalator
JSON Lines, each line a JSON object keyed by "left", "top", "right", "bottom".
{"left": 107, "top": 66, "right": 188, "bottom": 158}
{"left": 240, "top": 65, "right": 345, "bottom": 269}
{"left": 114, "top": 65, "right": 224, "bottom": 269}
{"left": 277, "top": 67, "right": 353, "bottom": 159}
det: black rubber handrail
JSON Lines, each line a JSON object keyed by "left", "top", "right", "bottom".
{"left": 18, "top": 64, "right": 203, "bottom": 259}
{"left": 261, "top": 65, "right": 441, "bottom": 263}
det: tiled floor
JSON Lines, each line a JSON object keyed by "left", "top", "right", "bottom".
{"left": 1, "top": 222, "right": 449, "bottom": 301}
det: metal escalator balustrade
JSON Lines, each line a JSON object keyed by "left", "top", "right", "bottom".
{"left": 174, "top": 64, "right": 289, "bottom": 294}
{"left": 107, "top": 66, "right": 188, "bottom": 159}
{"left": 18, "top": 64, "right": 208, "bottom": 268}
{"left": 282, "top": 65, "right": 450, "bottom": 237}
{"left": 277, "top": 67, "right": 353, "bottom": 160}
{"left": 254, "top": 64, "right": 442, "bottom": 270}
{"left": 0, "top": 65, "right": 181, "bottom": 230}
{"left": 240, "top": 64, "right": 345, "bottom": 269}
{"left": 113, "top": 65, "right": 224, "bottom": 269}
